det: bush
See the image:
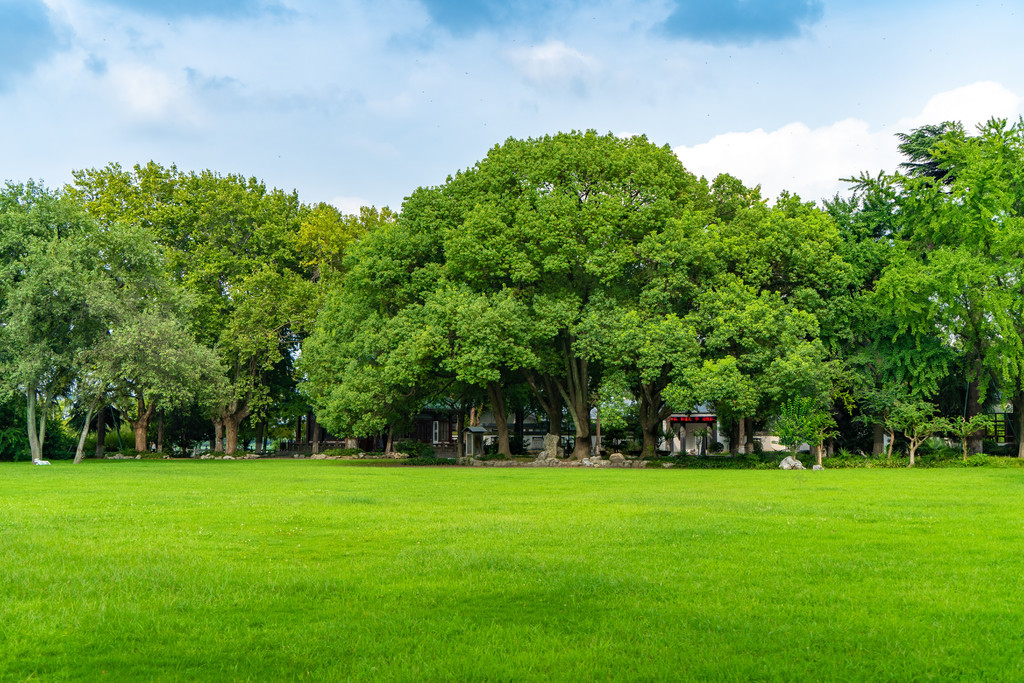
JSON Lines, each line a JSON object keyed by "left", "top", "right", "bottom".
{"left": 508, "top": 435, "right": 526, "bottom": 455}
{"left": 709, "top": 441, "right": 725, "bottom": 454}
{"left": 983, "top": 440, "right": 1013, "bottom": 456}
{"left": 477, "top": 451, "right": 508, "bottom": 461}
{"left": 394, "top": 441, "right": 436, "bottom": 458}
{"left": 322, "top": 447, "right": 361, "bottom": 457}
{"left": 402, "top": 456, "right": 458, "bottom": 466}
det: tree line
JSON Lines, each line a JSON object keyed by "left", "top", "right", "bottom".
{"left": 3, "top": 120, "right": 1023, "bottom": 463}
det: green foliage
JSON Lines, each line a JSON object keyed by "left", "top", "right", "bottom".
{"left": 773, "top": 396, "right": 836, "bottom": 452}
{"left": 69, "top": 163, "right": 318, "bottom": 453}
{"left": 946, "top": 413, "right": 994, "bottom": 460}
{"left": 401, "top": 456, "right": 458, "bottom": 466}
{"left": 0, "top": 394, "right": 28, "bottom": 461}
{"left": 322, "top": 447, "right": 362, "bottom": 457}
{"left": 394, "top": 440, "right": 436, "bottom": 458}
{"left": 885, "top": 400, "right": 949, "bottom": 465}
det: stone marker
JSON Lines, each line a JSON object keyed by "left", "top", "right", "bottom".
{"left": 779, "top": 455, "right": 805, "bottom": 470}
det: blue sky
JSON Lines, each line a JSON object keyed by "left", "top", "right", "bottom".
{"left": 2, "top": 0, "right": 1023, "bottom": 212}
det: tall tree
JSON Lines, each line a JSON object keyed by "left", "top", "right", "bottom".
{"left": 0, "top": 183, "right": 102, "bottom": 461}
{"left": 69, "top": 163, "right": 315, "bottom": 454}
{"left": 435, "top": 131, "right": 706, "bottom": 458}
{"left": 854, "top": 118, "right": 1024, "bottom": 453}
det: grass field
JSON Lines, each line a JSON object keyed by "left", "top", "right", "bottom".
{"left": 2, "top": 461, "right": 1024, "bottom": 681}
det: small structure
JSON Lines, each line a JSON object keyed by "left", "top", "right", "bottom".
{"left": 667, "top": 412, "right": 718, "bottom": 454}
{"left": 464, "top": 426, "right": 486, "bottom": 458}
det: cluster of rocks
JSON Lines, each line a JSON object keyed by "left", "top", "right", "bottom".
{"left": 779, "top": 456, "right": 825, "bottom": 471}
{"left": 105, "top": 454, "right": 143, "bottom": 460}
{"left": 465, "top": 451, "right": 647, "bottom": 468}
{"left": 307, "top": 451, "right": 406, "bottom": 460}
{"left": 196, "top": 453, "right": 260, "bottom": 460}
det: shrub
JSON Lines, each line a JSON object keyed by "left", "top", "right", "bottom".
{"left": 322, "top": 447, "right": 361, "bottom": 457}
{"left": 402, "top": 456, "right": 458, "bottom": 466}
{"left": 983, "top": 440, "right": 1012, "bottom": 456}
{"left": 508, "top": 435, "right": 526, "bottom": 455}
{"left": 394, "top": 441, "right": 436, "bottom": 458}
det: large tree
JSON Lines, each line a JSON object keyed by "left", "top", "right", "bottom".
{"left": 68, "top": 163, "right": 315, "bottom": 453}
{"left": 852, "top": 119, "right": 1024, "bottom": 454}
{"left": 0, "top": 182, "right": 103, "bottom": 461}
{"left": 433, "top": 131, "right": 707, "bottom": 458}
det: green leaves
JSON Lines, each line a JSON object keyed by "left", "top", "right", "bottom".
{"left": 773, "top": 396, "right": 836, "bottom": 452}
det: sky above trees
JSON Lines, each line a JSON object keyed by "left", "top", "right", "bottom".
{"left": 2, "top": 0, "right": 1023, "bottom": 212}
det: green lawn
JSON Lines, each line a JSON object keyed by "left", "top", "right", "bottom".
{"left": 2, "top": 462, "right": 1023, "bottom": 681}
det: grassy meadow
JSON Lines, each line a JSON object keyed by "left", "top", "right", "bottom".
{"left": 2, "top": 461, "right": 1024, "bottom": 681}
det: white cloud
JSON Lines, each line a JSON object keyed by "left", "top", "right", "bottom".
{"left": 106, "top": 63, "right": 200, "bottom": 126}
{"left": 331, "top": 195, "right": 372, "bottom": 215}
{"left": 675, "top": 118, "right": 892, "bottom": 202}
{"left": 673, "top": 81, "right": 1024, "bottom": 204}
{"left": 508, "top": 40, "right": 598, "bottom": 87}
{"left": 900, "top": 81, "right": 1022, "bottom": 131}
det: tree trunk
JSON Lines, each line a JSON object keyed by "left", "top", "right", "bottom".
{"left": 456, "top": 409, "right": 465, "bottom": 460}
{"left": 594, "top": 406, "right": 601, "bottom": 456}
{"left": 1011, "top": 391, "right": 1024, "bottom": 459}
{"left": 886, "top": 426, "right": 895, "bottom": 460}
{"left": 524, "top": 371, "right": 563, "bottom": 440}
{"left": 26, "top": 382, "right": 42, "bottom": 461}
{"left": 737, "top": 417, "right": 747, "bottom": 455}
{"left": 312, "top": 419, "right": 321, "bottom": 455}
{"left": 966, "top": 378, "right": 984, "bottom": 453}
{"left": 729, "top": 419, "right": 740, "bottom": 456}
{"left": 872, "top": 423, "right": 884, "bottom": 456}
{"left": 257, "top": 420, "right": 267, "bottom": 453}
{"left": 213, "top": 418, "right": 224, "bottom": 453}
{"left": 74, "top": 396, "right": 101, "bottom": 464}
{"left": 133, "top": 420, "right": 148, "bottom": 453}
{"left": 223, "top": 414, "right": 241, "bottom": 455}
{"left": 514, "top": 406, "right": 525, "bottom": 455}
{"left": 815, "top": 443, "right": 823, "bottom": 468}
{"left": 157, "top": 409, "right": 164, "bottom": 453}
{"left": 218, "top": 398, "right": 251, "bottom": 455}
{"left": 130, "top": 395, "right": 157, "bottom": 452}
{"left": 1015, "top": 404, "right": 1024, "bottom": 459}
{"left": 553, "top": 341, "right": 591, "bottom": 460}
{"left": 95, "top": 405, "right": 106, "bottom": 459}
{"left": 487, "top": 381, "right": 512, "bottom": 457}
{"left": 637, "top": 381, "right": 666, "bottom": 459}
{"left": 385, "top": 424, "right": 394, "bottom": 454}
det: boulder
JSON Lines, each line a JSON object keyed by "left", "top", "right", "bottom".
{"left": 779, "top": 455, "right": 805, "bottom": 470}
{"left": 609, "top": 452, "right": 626, "bottom": 464}
{"left": 812, "top": 464, "right": 824, "bottom": 470}
{"left": 535, "top": 433, "right": 564, "bottom": 461}
{"left": 310, "top": 453, "right": 327, "bottom": 460}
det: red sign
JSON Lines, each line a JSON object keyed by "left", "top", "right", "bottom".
{"left": 668, "top": 415, "right": 715, "bottom": 424}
